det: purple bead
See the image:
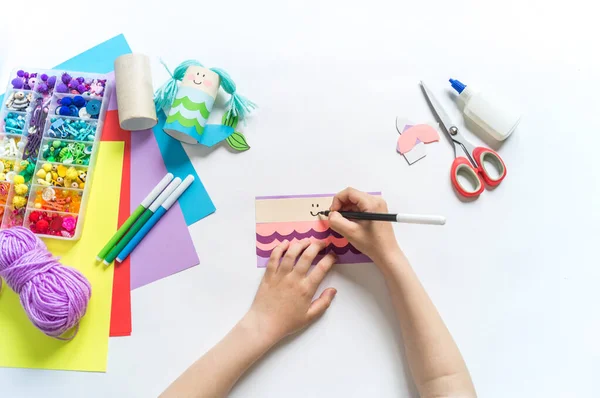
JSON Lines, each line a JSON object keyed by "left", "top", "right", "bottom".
{"left": 77, "top": 77, "right": 85, "bottom": 83}
{"left": 61, "top": 73, "right": 72, "bottom": 84}
{"left": 24, "top": 72, "right": 29, "bottom": 78}
{"left": 11, "top": 78, "right": 24, "bottom": 89}
{"left": 68, "top": 79, "right": 79, "bottom": 89}
{"left": 48, "top": 76, "right": 57, "bottom": 88}
{"left": 41, "top": 74, "right": 48, "bottom": 81}
{"left": 17, "top": 70, "right": 24, "bottom": 77}
{"left": 56, "top": 83, "right": 68, "bottom": 93}
{"left": 77, "top": 84, "right": 86, "bottom": 93}
{"left": 37, "top": 83, "right": 49, "bottom": 93}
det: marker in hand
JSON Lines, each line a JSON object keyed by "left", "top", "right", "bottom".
{"left": 317, "top": 211, "right": 446, "bottom": 225}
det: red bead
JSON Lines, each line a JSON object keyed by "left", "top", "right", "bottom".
{"left": 36, "top": 219, "right": 49, "bottom": 233}
{"left": 29, "top": 211, "right": 41, "bottom": 222}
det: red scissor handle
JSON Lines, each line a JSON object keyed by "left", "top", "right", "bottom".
{"left": 472, "top": 147, "right": 507, "bottom": 187}
{"left": 451, "top": 157, "right": 485, "bottom": 198}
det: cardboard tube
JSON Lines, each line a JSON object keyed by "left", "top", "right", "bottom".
{"left": 114, "top": 54, "right": 157, "bottom": 131}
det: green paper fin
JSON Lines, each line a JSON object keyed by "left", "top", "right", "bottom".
{"left": 226, "top": 132, "right": 250, "bottom": 151}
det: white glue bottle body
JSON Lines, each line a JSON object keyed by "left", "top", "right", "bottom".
{"left": 449, "top": 78, "right": 521, "bottom": 141}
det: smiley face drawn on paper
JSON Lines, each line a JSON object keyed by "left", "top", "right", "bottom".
{"left": 181, "top": 66, "right": 220, "bottom": 99}
{"left": 310, "top": 203, "right": 321, "bottom": 217}
{"left": 256, "top": 195, "right": 335, "bottom": 223}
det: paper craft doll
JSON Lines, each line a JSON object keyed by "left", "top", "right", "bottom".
{"left": 154, "top": 60, "right": 255, "bottom": 151}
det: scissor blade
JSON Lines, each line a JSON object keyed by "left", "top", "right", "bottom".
{"left": 420, "top": 81, "right": 455, "bottom": 135}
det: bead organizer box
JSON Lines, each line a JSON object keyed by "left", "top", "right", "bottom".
{"left": 0, "top": 69, "right": 111, "bottom": 239}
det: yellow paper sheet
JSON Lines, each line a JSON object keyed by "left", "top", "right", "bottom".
{"left": 0, "top": 141, "right": 124, "bottom": 372}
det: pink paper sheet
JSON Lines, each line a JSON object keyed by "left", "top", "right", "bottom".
{"left": 130, "top": 130, "right": 200, "bottom": 289}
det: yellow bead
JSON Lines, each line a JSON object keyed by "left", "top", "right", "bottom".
{"left": 43, "top": 163, "right": 52, "bottom": 172}
{"left": 36, "top": 169, "right": 47, "bottom": 178}
{"left": 66, "top": 167, "right": 78, "bottom": 180}
{"left": 57, "top": 165, "right": 67, "bottom": 177}
{"left": 14, "top": 184, "right": 28, "bottom": 195}
{"left": 35, "top": 203, "right": 42, "bottom": 209}
{"left": 13, "top": 175, "right": 25, "bottom": 185}
{"left": 0, "top": 173, "right": 6, "bottom": 181}
{"left": 12, "top": 195, "right": 26, "bottom": 209}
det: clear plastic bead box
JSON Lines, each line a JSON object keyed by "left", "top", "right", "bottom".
{"left": 0, "top": 68, "right": 112, "bottom": 240}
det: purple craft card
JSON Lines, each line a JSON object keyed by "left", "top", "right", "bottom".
{"left": 130, "top": 130, "right": 200, "bottom": 289}
{"left": 255, "top": 193, "right": 381, "bottom": 267}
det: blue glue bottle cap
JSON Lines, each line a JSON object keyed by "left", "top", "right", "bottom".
{"left": 449, "top": 78, "right": 466, "bottom": 94}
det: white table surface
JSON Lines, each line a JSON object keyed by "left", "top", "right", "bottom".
{"left": 1, "top": 0, "right": 599, "bottom": 396}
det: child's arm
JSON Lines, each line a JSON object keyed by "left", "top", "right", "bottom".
{"left": 160, "top": 240, "right": 337, "bottom": 398}
{"left": 329, "top": 188, "right": 477, "bottom": 398}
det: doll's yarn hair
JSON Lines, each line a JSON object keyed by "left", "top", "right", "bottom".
{"left": 154, "top": 59, "right": 256, "bottom": 120}
{"left": 0, "top": 227, "right": 91, "bottom": 340}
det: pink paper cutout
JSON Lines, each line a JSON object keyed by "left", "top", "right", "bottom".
{"left": 396, "top": 124, "right": 440, "bottom": 154}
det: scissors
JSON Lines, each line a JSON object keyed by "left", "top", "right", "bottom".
{"left": 420, "top": 81, "right": 507, "bottom": 198}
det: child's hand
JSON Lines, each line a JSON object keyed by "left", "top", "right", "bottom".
{"left": 328, "top": 187, "right": 401, "bottom": 263}
{"left": 245, "top": 239, "right": 337, "bottom": 346}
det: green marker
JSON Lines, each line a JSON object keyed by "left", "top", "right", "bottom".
{"left": 102, "top": 176, "right": 181, "bottom": 265}
{"left": 97, "top": 173, "right": 173, "bottom": 262}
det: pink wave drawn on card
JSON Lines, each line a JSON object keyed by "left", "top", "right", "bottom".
{"left": 256, "top": 220, "right": 370, "bottom": 266}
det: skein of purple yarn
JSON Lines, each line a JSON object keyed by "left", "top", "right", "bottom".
{"left": 0, "top": 227, "right": 91, "bottom": 340}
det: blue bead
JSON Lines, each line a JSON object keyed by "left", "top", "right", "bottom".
{"left": 59, "top": 106, "right": 71, "bottom": 116}
{"left": 61, "top": 97, "right": 73, "bottom": 106}
{"left": 73, "top": 96, "right": 86, "bottom": 108}
{"left": 86, "top": 100, "right": 101, "bottom": 116}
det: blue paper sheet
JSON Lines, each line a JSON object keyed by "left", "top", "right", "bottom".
{"left": 154, "top": 112, "right": 216, "bottom": 224}
{"left": 2, "top": 34, "right": 214, "bottom": 226}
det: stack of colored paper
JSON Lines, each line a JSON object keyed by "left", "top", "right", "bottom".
{"left": 0, "top": 34, "right": 215, "bottom": 372}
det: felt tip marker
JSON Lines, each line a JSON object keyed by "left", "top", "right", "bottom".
{"left": 318, "top": 211, "right": 446, "bottom": 225}
{"left": 103, "top": 177, "right": 182, "bottom": 265}
{"left": 96, "top": 173, "right": 174, "bottom": 262}
{"left": 116, "top": 175, "right": 195, "bottom": 263}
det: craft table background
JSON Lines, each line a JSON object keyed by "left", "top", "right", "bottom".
{"left": 0, "top": 0, "right": 598, "bottom": 397}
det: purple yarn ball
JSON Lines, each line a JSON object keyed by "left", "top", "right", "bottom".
{"left": 47, "top": 75, "right": 57, "bottom": 88}
{"left": 11, "top": 78, "right": 24, "bottom": 89}
{"left": 0, "top": 227, "right": 91, "bottom": 339}
{"left": 37, "top": 82, "right": 49, "bottom": 94}
{"left": 56, "top": 83, "right": 68, "bottom": 93}
{"left": 41, "top": 73, "right": 48, "bottom": 81}
{"left": 61, "top": 73, "right": 71, "bottom": 84}
{"left": 17, "top": 70, "right": 25, "bottom": 77}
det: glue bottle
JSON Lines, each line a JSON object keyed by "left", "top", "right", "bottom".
{"left": 449, "top": 78, "right": 521, "bottom": 141}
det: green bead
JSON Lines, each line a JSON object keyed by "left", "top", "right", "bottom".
{"left": 52, "top": 140, "right": 61, "bottom": 148}
{"left": 47, "top": 157, "right": 55, "bottom": 162}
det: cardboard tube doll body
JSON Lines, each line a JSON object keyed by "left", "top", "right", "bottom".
{"left": 154, "top": 61, "right": 255, "bottom": 149}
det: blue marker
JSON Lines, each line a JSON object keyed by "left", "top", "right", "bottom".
{"left": 115, "top": 175, "right": 195, "bottom": 263}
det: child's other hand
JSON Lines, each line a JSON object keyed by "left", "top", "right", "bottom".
{"left": 245, "top": 239, "right": 337, "bottom": 346}
{"left": 328, "top": 187, "right": 401, "bottom": 263}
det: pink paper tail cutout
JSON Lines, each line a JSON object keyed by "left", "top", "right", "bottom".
{"left": 397, "top": 124, "right": 440, "bottom": 154}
